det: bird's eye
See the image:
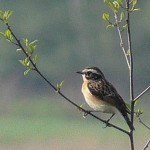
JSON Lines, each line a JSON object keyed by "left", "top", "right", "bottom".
{"left": 85, "top": 71, "right": 102, "bottom": 80}
{"left": 86, "top": 71, "right": 92, "bottom": 76}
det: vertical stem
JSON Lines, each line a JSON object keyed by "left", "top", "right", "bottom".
{"left": 125, "top": 0, "right": 135, "bottom": 150}
{"left": 114, "top": 12, "right": 130, "bottom": 69}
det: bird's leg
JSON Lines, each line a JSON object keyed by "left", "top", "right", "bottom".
{"left": 104, "top": 113, "right": 115, "bottom": 128}
{"left": 83, "top": 111, "right": 90, "bottom": 118}
{"left": 79, "top": 103, "right": 98, "bottom": 118}
{"left": 83, "top": 110, "right": 100, "bottom": 118}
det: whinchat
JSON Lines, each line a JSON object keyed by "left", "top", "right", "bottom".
{"left": 77, "top": 66, "right": 134, "bottom": 130}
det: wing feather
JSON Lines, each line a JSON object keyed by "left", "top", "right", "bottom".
{"left": 87, "top": 78, "right": 133, "bottom": 129}
{"left": 88, "top": 80, "right": 128, "bottom": 112}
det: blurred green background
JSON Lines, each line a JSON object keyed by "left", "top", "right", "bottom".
{"left": 0, "top": 0, "right": 150, "bottom": 149}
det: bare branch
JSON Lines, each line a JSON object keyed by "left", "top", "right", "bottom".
{"left": 114, "top": 12, "right": 130, "bottom": 69}
{"left": 138, "top": 117, "right": 150, "bottom": 130}
{"left": 134, "top": 85, "right": 150, "bottom": 102}
{"left": 142, "top": 138, "right": 150, "bottom": 150}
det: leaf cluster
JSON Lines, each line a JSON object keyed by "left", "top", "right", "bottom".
{"left": 0, "top": 29, "right": 13, "bottom": 42}
{"left": 56, "top": 80, "right": 65, "bottom": 92}
{"left": 18, "top": 39, "right": 39, "bottom": 75}
{"left": 0, "top": 10, "right": 40, "bottom": 76}
{"left": 0, "top": 10, "right": 12, "bottom": 23}
{"left": 102, "top": 0, "right": 140, "bottom": 29}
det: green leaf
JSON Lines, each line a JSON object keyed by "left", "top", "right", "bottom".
{"left": 23, "top": 39, "right": 38, "bottom": 54}
{"left": 133, "top": 8, "right": 141, "bottom": 12}
{"left": 24, "top": 57, "right": 30, "bottom": 66}
{"left": 116, "top": 0, "right": 123, "bottom": 6}
{"left": 102, "top": 13, "right": 110, "bottom": 22}
{"left": 3, "top": 10, "right": 13, "bottom": 23}
{"left": 134, "top": 99, "right": 138, "bottom": 106}
{"left": 26, "top": 60, "right": 30, "bottom": 67}
{"left": 133, "top": 0, "right": 137, "bottom": 7}
{"left": 79, "top": 103, "right": 86, "bottom": 109}
{"left": 19, "top": 57, "right": 30, "bottom": 67}
{"left": 24, "top": 68, "right": 31, "bottom": 76}
{"left": 33, "top": 54, "right": 39, "bottom": 64}
{"left": 29, "top": 40, "right": 38, "bottom": 46}
{"left": 5, "top": 29, "right": 13, "bottom": 41}
{"left": 19, "top": 57, "right": 32, "bottom": 75}
{"left": 28, "top": 40, "right": 38, "bottom": 54}
{"left": 106, "top": 24, "right": 114, "bottom": 29}
{"left": 135, "top": 109, "right": 143, "bottom": 117}
{"left": 102, "top": 13, "right": 114, "bottom": 28}
{"left": 121, "top": 24, "right": 127, "bottom": 32}
{"left": 56, "top": 80, "right": 65, "bottom": 92}
{"left": 0, "top": 31, "right": 5, "bottom": 37}
{"left": 0, "top": 10, "right": 4, "bottom": 20}
{"left": 113, "top": 1, "right": 120, "bottom": 9}
{"left": 19, "top": 59, "right": 26, "bottom": 66}
{"left": 23, "top": 38, "right": 29, "bottom": 47}
{"left": 130, "top": 0, "right": 140, "bottom": 12}
{"left": 78, "top": 103, "right": 86, "bottom": 112}
{"left": 104, "top": 0, "right": 118, "bottom": 12}
{"left": 16, "top": 48, "right": 22, "bottom": 52}
{"left": 127, "top": 49, "right": 130, "bottom": 56}
{"left": 59, "top": 80, "right": 64, "bottom": 88}
{"left": 120, "top": 12, "right": 124, "bottom": 22}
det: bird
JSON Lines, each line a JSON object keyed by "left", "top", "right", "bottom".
{"left": 76, "top": 66, "right": 134, "bottom": 130}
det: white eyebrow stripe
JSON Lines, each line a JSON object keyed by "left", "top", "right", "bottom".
{"left": 83, "top": 69, "right": 98, "bottom": 74}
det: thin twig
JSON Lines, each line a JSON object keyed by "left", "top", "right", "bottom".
{"left": 5, "top": 23, "right": 130, "bottom": 135}
{"left": 114, "top": 12, "right": 130, "bottom": 69}
{"left": 134, "top": 85, "right": 150, "bottom": 102}
{"left": 142, "top": 138, "right": 150, "bottom": 150}
{"left": 138, "top": 117, "right": 150, "bottom": 130}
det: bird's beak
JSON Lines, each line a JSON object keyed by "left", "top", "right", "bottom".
{"left": 76, "top": 71, "right": 84, "bottom": 74}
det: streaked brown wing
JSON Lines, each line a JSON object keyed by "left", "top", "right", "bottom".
{"left": 88, "top": 79, "right": 132, "bottom": 129}
{"left": 88, "top": 80, "right": 128, "bottom": 111}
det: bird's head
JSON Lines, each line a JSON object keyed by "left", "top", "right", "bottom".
{"left": 76, "top": 66, "right": 105, "bottom": 81}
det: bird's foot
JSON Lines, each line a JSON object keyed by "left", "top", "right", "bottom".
{"left": 83, "top": 111, "right": 91, "bottom": 118}
{"left": 103, "top": 114, "right": 115, "bottom": 128}
{"left": 83, "top": 110, "right": 99, "bottom": 118}
{"left": 103, "top": 119, "right": 111, "bottom": 128}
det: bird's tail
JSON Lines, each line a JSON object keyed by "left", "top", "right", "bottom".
{"left": 122, "top": 112, "right": 135, "bottom": 130}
